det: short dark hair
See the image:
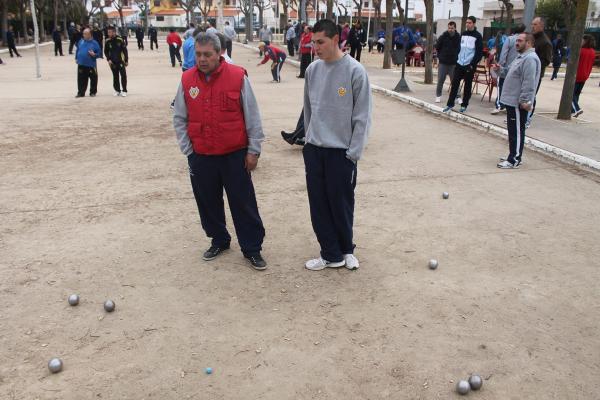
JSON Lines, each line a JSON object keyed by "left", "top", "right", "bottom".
{"left": 448, "top": 21, "right": 456, "bottom": 28}
{"left": 107, "top": 26, "right": 116, "bottom": 31}
{"left": 313, "top": 19, "right": 338, "bottom": 39}
{"left": 467, "top": 16, "right": 476, "bottom": 24}
{"left": 513, "top": 23, "right": 526, "bottom": 34}
{"left": 169, "top": 28, "right": 175, "bottom": 33}
{"left": 582, "top": 34, "right": 596, "bottom": 49}
{"left": 215, "top": 32, "right": 227, "bottom": 52}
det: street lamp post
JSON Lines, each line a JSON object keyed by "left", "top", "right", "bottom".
{"left": 393, "top": 0, "right": 409, "bottom": 92}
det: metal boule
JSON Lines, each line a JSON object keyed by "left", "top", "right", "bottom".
{"left": 48, "top": 358, "right": 63, "bottom": 373}
{"left": 428, "top": 259, "right": 438, "bottom": 270}
{"left": 442, "top": 192, "right": 449, "bottom": 199}
{"left": 469, "top": 374, "right": 483, "bottom": 390}
{"left": 103, "top": 300, "right": 115, "bottom": 312}
{"left": 68, "top": 294, "right": 79, "bottom": 306}
{"left": 456, "top": 380, "right": 470, "bottom": 395}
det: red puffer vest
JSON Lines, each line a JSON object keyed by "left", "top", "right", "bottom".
{"left": 181, "top": 60, "right": 248, "bottom": 155}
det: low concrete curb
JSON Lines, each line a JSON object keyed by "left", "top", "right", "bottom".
{"left": 0, "top": 40, "right": 58, "bottom": 54}
{"left": 235, "top": 41, "right": 600, "bottom": 172}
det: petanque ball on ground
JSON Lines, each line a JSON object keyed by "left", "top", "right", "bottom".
{"left": 469, "top": 374, "right": 483, "bottom": 390}
{"left": 428, "top": 259, "right": 438, "bottom": 270}
{"left": 48, "top": 358, "right": 63, "bottom": 373}
{"left": 68, "top": 294, "right": 79, "bottom": 306}
{"left": 443, "top": 192, "right": 449, "bottom": 199}
{"left": 103, "top": 300, "right": 115, "bottom": 312}
{"left": 456, "top": 380, "right": 470, "bottom": 395}
{"left": 205, "top": 367, "right": 213, "bottom": 375}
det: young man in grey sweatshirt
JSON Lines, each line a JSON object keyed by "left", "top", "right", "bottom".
{"left": 493, "top": 32, "right": 541, "bottom": 169}
{"left": 302, "top": 19, "right": 372, "bottom": 271}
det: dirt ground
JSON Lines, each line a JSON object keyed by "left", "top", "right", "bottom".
{"left": 1, "top": 43, "right": 600, "bottom": 400}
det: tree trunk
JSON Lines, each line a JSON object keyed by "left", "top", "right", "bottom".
{"left": 258, "top": 6, "right": 264, "bottom": 27}
{"left": 557, "top": 0, "right": 589, "bottom": 120}
{"left": 2, "top": 0, "right": 8, "bottom": 45}
{"left": 30, "top": 0, "right": 41, "bottom": 77}
{"left": 244, "top": 11, "right": 252, "bottom": 40}
{"left": 461, "top": 0, "right": 469, "bottom": 32}
{"left": 382, "top": 0, "right": 392, "bottom": 68}
{"left": 424, "top": 0, "right": 433, "bottom": 83}
{"left": 394, "top": 0, "right": 403, "bottom": 24}
{"left": 502, "top": 0, "right": 513, "bottom": 34}
{"left": 373, "top": 1, "right": 381, "bottom": 34}
{"left": 53, "top": 0, "right": 58, "bottom": 31}
{"left": 20, "top": 0, "right": 29, "bottom": 42}
{"left": 282, "top": 2, "right": 288, "bottom": 25}
{"left": 326, "top": 0, "right": 332, "bottom": 19}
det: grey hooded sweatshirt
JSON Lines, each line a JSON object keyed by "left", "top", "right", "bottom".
{"left": 499, "top": 48, "right": 541, "bottom": 108}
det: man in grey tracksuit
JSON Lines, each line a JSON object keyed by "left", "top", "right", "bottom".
{"left": 494, "top": 33, "right": 541, "bottom": 169}
{"left": 491, "top": 24, "right": 526, "bottom": 114}
{"left": 302, "top": 19, "right": 372, "bottom": 271}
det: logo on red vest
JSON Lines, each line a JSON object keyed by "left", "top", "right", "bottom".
{"left": 189, "top": 86, "right": 200, "bottom": 99}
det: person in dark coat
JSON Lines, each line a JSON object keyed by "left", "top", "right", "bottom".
{"left": 6, "top": 26, "right": 21, "bottom": 57}
{"left": 52, "top": 26, "right": 64, "bottom": 56}
{"left": 149, "top": 24, "right": 158, "bottom": 50}
{"left": 135, "top": 23, "right": 145, "bottom": 50}
{"left": 348, "top": 20, "right": 366, "bottom": 62}
{"left": 92, "top": 23, "right": 104, "bottom": 55}
{"left": 434, "top": 21, "right": 460, "bottom": 102}
{"left": 550, "top": 33, "right": 564, "bottom": 80}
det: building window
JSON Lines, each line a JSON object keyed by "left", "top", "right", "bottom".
{"left": 154, "top": 0, "right": 161, "bottom": 6}
{"left": 172, "top": 0, "right": 178, "bottom": 6}
{"left": 157, "top": 16, "right": 165, "bottom": 21}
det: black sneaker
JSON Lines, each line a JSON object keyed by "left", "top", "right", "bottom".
{"left": 202, "top": 245, "right": 229, "bottom": 261}
{"left": 244, "top": 254, "right": 267, "bottom": 270}
{"left": 281, "top": 130, "right": 296, "bottom": 145}
{"left": 294, "top": 137, "right": 305, "bottom": 146}
{"left": 75, "top": 94, "right": 84, "bottom": 98}
{"left": 90, "top": 93, "right": 96, "bottom": 97}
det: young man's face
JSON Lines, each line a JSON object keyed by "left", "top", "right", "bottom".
{"left": 447, "top": 24, "right": 456, "bottom": 34}
{"left": 312, "top": 31, "right": 338, "bottom": 61}
{"left": 195, "top": 43, "right": 220, "bottom": 74}
{"left": 108, "top": 29, "right": 116, "bottom": 38}
{"left": 465, "top": 19, "right": 474, "bottom": 31}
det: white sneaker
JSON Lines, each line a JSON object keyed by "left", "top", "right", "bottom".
{"left": 497, "top": 160, "right": 520, "bottom": 169}
{"left": 435, "top": 96, "right": 441, "bottom": 103}
{"left": 344, "top": 254, "right": 359, "bottom": 270}
{"left": 114, "top": 91, "right": 121, "bottom": 96}
{"left": 305, "top": 257, "right": 345, "bottom": 271}
{"left": 490, "top": 108, "right": 501, "bottom": 115}
{"left": 120, "top": 92, "right": 127, "bottom": 97}
{"left": 456, "top": 97, "right": 462, "bottom": 105}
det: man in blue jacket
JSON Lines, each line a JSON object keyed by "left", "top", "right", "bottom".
{"left": 443, "top": 16, "right": 483, "bottom": 113}
{"left": 75, "top": 28, "right": 101, "bottom": 98}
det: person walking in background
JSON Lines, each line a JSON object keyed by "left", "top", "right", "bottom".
{"left": 135, "top": 23, "right": 145, "bottom": 50}
{"left": 376, "top": 29, "right": 385, "bottom": 53}
{"left": 52, "top": 26, "right": 64, "bottom": 56}
{"left": 491, "top": 23, "right": 526, "bottom": 115}
{"left": 149, "top": 24, "right": 158, "bottom": 50}
{"left": 297, "top": 25, "right": 314, "bottom": 78}
{"left": 434, "top": 21, "right": 460, "bottom": 103}
{"left": 258, "top": 25, "right": 272, "bottom": 57}
{"left": 167, "top": 28, "right": 183, "bottom": 67}
{"left": 68, "top": 22, "right": 77, "bottom": 54}
{"left": 340, "top": 23, "right": 350, "bottom": 50}
{"left": 442, "top": 16, "right": 483, "bottom": 114}
{"left": 302, "top": 19, "right": 372, "bottom": 271}
{"left": 493, "top": 33, "right": 540, "bottom": 169}
{"left": 6, "top": 26, "right": 21, "bottom": 58}
{"left": 223, "top": 21, "right": 236, "bottom": 58}
{"left": 182, "top": 27, "right": 201, "bottom": 71}
{"left": 75, "top": 28, "right": 101, "bottom": 98}
{"left": 172, "top": 32, "right": 268, "bottom": 271}
{"left": 527, "top": 17, "right": 552, "bottom": 127}
{"left": 257, "top": 42, "right": 286, "bottom": 83}
{"left": 550, "top": 33, "right": 564, "bottom": 80}
{"left": 92, "top": 23, "right": 104, "bottom": 55}
{"left": 348, "top": 20, "right": 366, "bottom": 62}
{"left": 571, "top": 34, "right": 596, "bottom": 118}
{"left": 286, "top": 22, "right": 296, "bottom": 56}
{"left": 105, "top": 26, "right": 129, "bottom": 97}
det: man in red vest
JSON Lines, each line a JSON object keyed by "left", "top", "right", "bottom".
{"left": 173, "top": 32, "right": 267, "bottom": 270}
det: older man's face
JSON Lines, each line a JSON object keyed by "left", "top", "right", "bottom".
{"left": 195, "top": 42, "right": 221, "bottom": 74}
{"left": 531, "top": 18, "right": 543, "bottom": 33}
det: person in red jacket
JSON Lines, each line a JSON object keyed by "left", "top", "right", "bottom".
{"left": 166, "top": 28, "right": 183, "bottom": 67}
{"left": 172, "top": 33, "right": 267, "bottom": 270}
{"left": 571, "top": 34, "right": 596, "bottom": 118}
{"left": 297, "top": 25, "right": 314, "bottom": 78}
{"left": 257, "top": 42, "right": 287, "bottom": 82}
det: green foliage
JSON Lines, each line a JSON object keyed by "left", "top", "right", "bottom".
{"left": 536, "top": 0, "right": 576, "bottom": 29}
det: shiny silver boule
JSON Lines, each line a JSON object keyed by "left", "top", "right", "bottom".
{"left": 48, "top": 358, "right": 63, "bottom": 373}
{"left": 103, "top": 300, "right": 115, "bottom": 312}
{"left": 428, "top": 259, "right": 438, "bottom": 270}
{"left": 456, "top": 380, "right": 470, "bottom": 395}
{"left": 68, "top": 294, "right": 79, "bottom": 306}
{"left": 442, "top": 192, "right": 449, "bottom": 199}
{"left": 469, "top": 374, "right": 483, "bottom": 390}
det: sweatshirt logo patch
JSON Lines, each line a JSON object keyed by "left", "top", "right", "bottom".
{"left": 189, "top": 86, "right": 200, "bottom": 99}
{"left": 337, "top": 87, "right": 347, "bottom": 97}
